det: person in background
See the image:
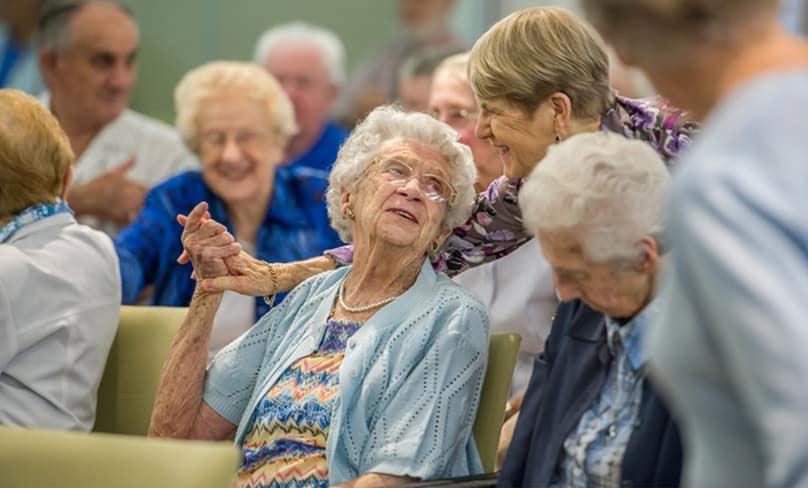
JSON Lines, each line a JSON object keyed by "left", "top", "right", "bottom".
{"left": 149, "top": 106, "right": 488, "bottom": 487}
{"left": 0, "top": 0, "right": 44, "bottom": 94}
{"left": 253, "top": 22, "right": 349, "bottom": 173}
{"left": 582, "top": 0, "right": 808, "bottom": 485}
{"left": 428, "top": 52, "right": 557, "bottom": 400}
{"left": 335, "top": 0, "right": 465, "bottom": 125}
{"left": 396, "top": 45, "right": 462, "bottom": 113}
{"left": 37, "top": 0, "right": 195, "bottom": 235}
{"left": 0, "top": 89, "right": 120, "bottom": 430}
{"left": 115, "top": 61, "right": 342, "bottom": 358}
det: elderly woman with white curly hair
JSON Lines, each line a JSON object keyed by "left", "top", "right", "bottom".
{"left": 149, "top": 105, "right": 489, "bottom": 488}
{"left": 500, "top": 131, "right": 681, "bottom": 488}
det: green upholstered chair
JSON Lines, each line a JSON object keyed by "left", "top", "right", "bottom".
{"left": 0, "top": 426, "right": 239, "bottom": 488}
{"left": 473, "top": 332, "right": 522, "bottom": 473}
{"left": 94, "top": 305, "right": 188, "bottom": 435}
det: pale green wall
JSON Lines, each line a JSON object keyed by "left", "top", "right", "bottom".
{"left": 125, "top": 0, "right": 398, "bottom": 122}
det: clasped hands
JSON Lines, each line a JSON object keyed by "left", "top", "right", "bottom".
{"left": 177, "top": 201, "right": 275, "bottom": 296}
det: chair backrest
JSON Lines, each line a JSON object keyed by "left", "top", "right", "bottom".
{"left": 94, "top": 305, "right": 188, "bottom": 435}
{"left": 0, "top": 426, "right": 239, "bottom": 488}
{"left": 473, "top": 332, "right": 522, "bottom": 473}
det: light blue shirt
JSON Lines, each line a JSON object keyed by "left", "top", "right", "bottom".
{"left": 553, "top": 300, "right": 656, "bottom": 488}
{"left": 204, "top": 260, "right": 489, "bottom": 484}
{"left": 649, "top": 70, "right": 808, "bottom": 487}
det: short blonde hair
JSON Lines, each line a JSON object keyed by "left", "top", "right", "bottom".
{"left": 581, "top": 0, "right": 781, "bottom": 67}
{"left": 174, "top": 61, "right": 297, "bottom": 152}
{"left": 469, "top": 7, "right": 613, "bottom": 119}
{"left": 0, "top": 89, "right": 75, "bottom": 218}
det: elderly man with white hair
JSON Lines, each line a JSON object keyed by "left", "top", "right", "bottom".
{"left": 500, "top": 131, "right": 682, "bottom": 488}
{"left": 254, "top": 22, "right": 349, "bottom": 173}
{"left": 37, "top": 1, "right": 195, "bottom": 235}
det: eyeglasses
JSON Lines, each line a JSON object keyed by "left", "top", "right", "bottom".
{"left": 374, "top": 158, "right": 456, "bottom": 204}
{"left": 200, "top": 130, "right": 269, "bottom": 151}
{"left": 429, "top": 107, "right": 479, "bottom": 128}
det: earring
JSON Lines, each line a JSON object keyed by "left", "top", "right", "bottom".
{"left": 429, "top": 241, "right": 439, "bottom": 254}
{"left": 345, "top": 206, "right": 355, "bottom": 220}
{"left": 554, "top": 134, "right": 561, "bottom": 144}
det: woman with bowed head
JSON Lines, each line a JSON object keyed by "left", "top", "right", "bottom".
{"left": 149, "top": 106, "right": 490, "bottom": 487}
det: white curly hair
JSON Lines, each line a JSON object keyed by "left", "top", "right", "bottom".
{"left": 326, "top": 105, "right": 477, "bottom": 243}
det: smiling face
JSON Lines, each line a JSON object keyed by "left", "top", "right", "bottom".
{"left": 538, "top": 230, "right": 654, "bottom": 320}
{"left": 196, "top": 95, "right": 284, "bottom": 209}
{"left": 474, "top": 96, "right": 556, "bottom": 179}
{"left": 429, "top": 70, "right": 501, "bottom": 191}
{"left": 346, "top": 138, "right": 451, "bottom": 254}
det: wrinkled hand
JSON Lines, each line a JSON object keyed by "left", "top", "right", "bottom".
{"left": 178, "top": 202, "right": 240, "bottom": 281}
{"left": 195, "top": 251, "right": 277, "bottom": 297}
{"left": 67, "top": 156, "right": 147, "bottom": 226}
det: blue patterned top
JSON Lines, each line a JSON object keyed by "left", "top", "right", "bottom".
{"left": 0, "top": 199, "right": 72, "bottom": 244}
{"left": 552, "top": 299, "right": 658, "bottom": 487}
{"left": 115, "top": 169, "right": 343, "bottom": 319}
{"left": 236, "top": 319, "right": 361, "bottom": 488}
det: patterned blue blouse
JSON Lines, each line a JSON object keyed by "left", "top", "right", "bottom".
{"left": 236, "top": 319, "right": 362, "bottom": 488}
{"left": 115, "top": 168, "right": 343, "bottom": 319}
{"left": 552, "top": 299, "right": 657, "bottom": 487}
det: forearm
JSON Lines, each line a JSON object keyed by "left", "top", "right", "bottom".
{"left": 275, "top": 255, "right": 336, "bottom": 292}
{"left": 148, "top": 287, "right": 222, "bottom": 438}
{"left": 335, "top": 473, "right": 416, "bottom": 488}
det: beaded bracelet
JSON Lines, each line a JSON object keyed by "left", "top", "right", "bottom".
{"left": 262, "top": 263, "right": 279, "bottom": 307}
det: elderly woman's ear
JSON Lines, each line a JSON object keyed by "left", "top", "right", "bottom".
{"left": 339, "top": 190, "right": 355, "bottom": 220}
{"left": 635, "top": 236, "right": 660, "bottom": 273}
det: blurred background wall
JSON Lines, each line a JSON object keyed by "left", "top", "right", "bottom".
{"left": 121, "top": 0, "right": 804, "bottom": 121}
{"left": 122, "top": 0, "right": 585, "bottom": 122}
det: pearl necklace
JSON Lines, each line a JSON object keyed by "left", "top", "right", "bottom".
{"left": 338, "top": 280, "right": 400, "bottom": 313}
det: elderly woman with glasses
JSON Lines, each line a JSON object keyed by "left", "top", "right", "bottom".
{"left": 149, "top": 105, "right": 489, "bottom": 487}
{"left": 113, "top": 61, "right": 342, "bottom": 357}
